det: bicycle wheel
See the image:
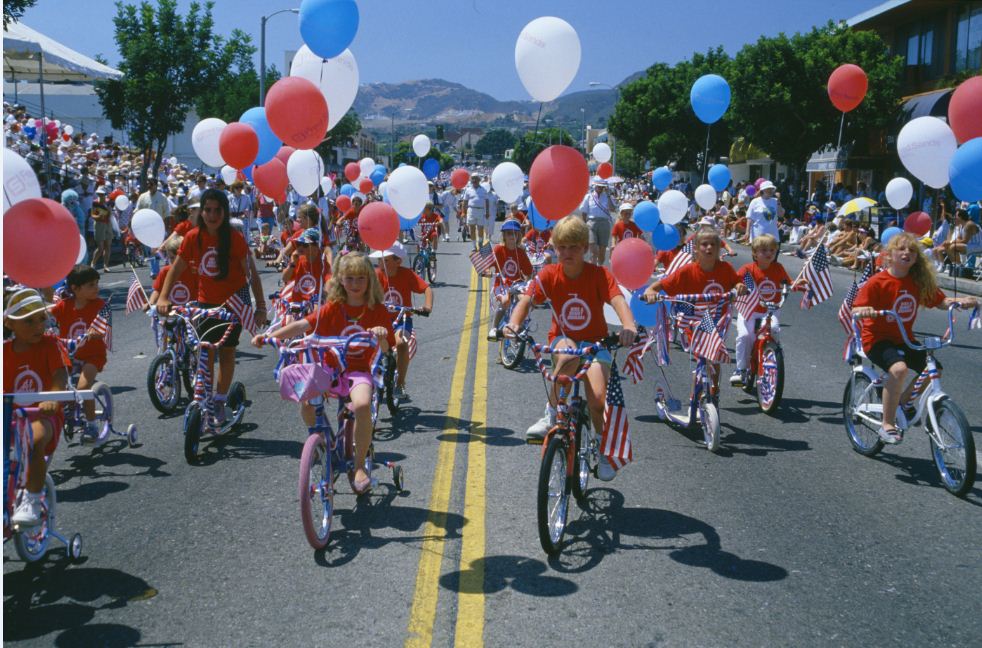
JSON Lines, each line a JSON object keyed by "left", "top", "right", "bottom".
{"left": 13, "top": 474, "right": 56, "bottom": 563}
{"left": 383, "top": 355, "right": 400, "bottom": 415}
{"left": 537, "top": 435, "right": 570, "bottom": 555}
{"left": 427, "top": 254, "right": 438, "bottom": 283}
{"left": 299, "top": 433, "right": 333, "bottom": 549}
{"left": 147, "top": 353, "right": 181, "bottom": 413}
{"left": 842, "top": 372, "right": 883, "bottom": 457}
{"left": 499, "top": 335, "right": 525, "bottom": 370}
{"left": 571, "top": 402, "right": 594, "bottom": 504}
{"left": 183, "top": 404, "right": 203, "bottom": 464}
{"left": 699, "top": 396, "right": 721, "bottom": 453}
{"left": 755, "top": 342, "right": 785, "bottom": 415}
{"left": 929, "top": 399, "right": 976, "bottom": 496}
{"left": 412, "top": 253, "right": 427, "bottom": 276}
{"left": 227, "top": 382, "right": 247, "bottom": 429}
{"left": 181, "top": 348, "right": 195, "bottom": 396}
{"left": 91, "top": 381, "right": 113, "bottom": 428}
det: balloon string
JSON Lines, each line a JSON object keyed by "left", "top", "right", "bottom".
{"left": 702, "top": 124, "right": 712, "bottom": 183}
{"left": 531, "top": 102, "right": 544, "bottom": 153}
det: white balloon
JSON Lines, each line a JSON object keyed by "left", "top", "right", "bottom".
{"left": 694, "top": 184, "right": 717, "bottom": 211}
{"left": 592, "top": 142, "right": 612, "bottom": 163}
{"left": 515, "top": 16, "right": 581, "bottom": 102}
{"left": 386, "top": 165, "right": 429, "bottom": 218}
{"left": 131, "top": 208, "right": 166, "bottom": 248}
{"left": 491, "top": 162, "right": 525, "bottom": 204}
{"left": 657, "top": 190, "right": 689, "bottom": 225}
{"left": 603, "top": 285, "right": 633, "bottom": 326}
{"left": 897, "top": 116, "right": 958, "bottom": 189}
{"left": 286, "top": 149, "right": 325, "bottom": 196}
{"left": 191, "top": 117, "right": 227, "bottom": 167}
{"left": 115, "top": 195, "right": 131, "bottom": 211}
{"left": 359, "top": 157, "right": 376, "bottom": 177}
{"left": 885, "top": 177, "right": 914, "bottom": 210}
{"left": 220, "top": 165, "right": 238, "bottom": 185}
{"left": 3, "top": 147, "right": 42, "bottom": 210}
{"left": 412, "top": 134, "right": 431, "bottom": 157}
{"left": 290, "top": 46, "right": 360, "bottom": 132}
{"left": 76, "top": 234, "right": 87, "bottom": 264}
{"left": 63, "top": 124, "right": 74, "bottom": 136}
{"left": 320, "top": 176, "right": 333, "bottom": 194}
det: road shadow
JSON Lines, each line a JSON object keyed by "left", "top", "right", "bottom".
{"left": 707, "top": 423, "right": 811, "bottom": 457}
{"left": 49, "top": 451, "right": 170, "bottom": 503}
{"left": 440, "top": 555, "right": 578, "bottom": 598}
{"left": 108, "top": 386, "right": 137, "bottom": 396}
{"left": 549, "top": 488, "right": 789, "bottom": 582}
{"left": 871, "top": 452, "right": 982, "bottom": 505}
{"left": 3, "top": 561, "right": 156, "bottom": 643}
{"left": 194, "top": 423, "right": 303, "bottom": 465}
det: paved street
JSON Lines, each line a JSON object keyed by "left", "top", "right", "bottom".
{"left": 5, "top": 240, "right": 982, "bottom": 647}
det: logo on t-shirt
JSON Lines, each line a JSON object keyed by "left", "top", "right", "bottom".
{"left": 704, "top": 281, "right": 725, "bottom": 297}
{"left": 893, "top": 291, "right": 917, "bottom": 323}
{"left": 560, "top": 295, "right": 591, "bottom": 332}
{"left": 384, "top": 288, "right": 403, "bottom": 307}
{"left": 170, "top": 282, "right": 191, "bottom": 305}
{"left": 758, "top": 279, "right": 778, "bottom": 303}
{"left": 200, "top": 249, "right": 219, "bottom": 277}
{"left": 297, "top": 274, "right": 317, "bottom": 296}
{"left": 13, "top": 367, "right": 42, "bottom": 393}
{"left": 623, "top": 229, "right": 635, "bottom": 239}
{"left": 68, "top": 319, "right": 87, "bottom": 339}
{"left": 502, "top": 258, "right": 519, "bottom": 278}
{"left": 341, "top": 324, "right": 366, "bottom": 337}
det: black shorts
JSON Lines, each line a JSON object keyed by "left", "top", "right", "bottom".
{"left": 867, "top": 341, "right": 940, "bottom": 375}
{"left": 195, "top": 303, "right": 242, "bottom": 348}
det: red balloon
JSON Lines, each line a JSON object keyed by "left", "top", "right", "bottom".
{"left": 264, "top": 77, "right": 329, "bottom": 150}
{"left": 4, "top": 198, "right": 81, "bottom": 288}
{"left": 610, "top": 238, "right": 655, "bottom": 290}
{"left": 903, "top": 211, "right": 932, "bottom": 237}
{"left": 597, "top": 162, "right": 613, "bottom": 179}
{"left": 336, "top": 195, "right": 352, "bottom": 212}
{"left": 529, "top": 145, "right": 590, "bottom": 220}
{"left": 358, "top": 177, "right": 374, "bottom": 194}
{"left": 344, "top": 162, "right": 361, "bottom": 182}
{"left": 827, "top": 64, "right": 868, "bottom": 113}
{"left": 62, "top": 133, "right": 71, "bottom": 142}
{"left": 451, "top": 168, "right": 470, "bottom": 190}
{"left": 358, "top": 202, "right": 400, "bottom": 251}
{"left": 253, "top": 158, "right": 288, "bottom": 203}
{"left": 275, "top": 145, "right": 296, "bottom": 166}
{"left": 949, "top": 76, "right": 982, "bottom": 144}
{"left": 218, "top": 122, "right": 259, "bottom": 169}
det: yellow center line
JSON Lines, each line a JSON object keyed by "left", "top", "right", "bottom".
{"left": 454, "top": 275, "right": 489, "bottom": 647}
{"left": 405, "top": 269, "right": 479, "bottom": 648}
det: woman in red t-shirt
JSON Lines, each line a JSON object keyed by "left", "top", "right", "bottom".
{"left": 852, "top": 232, "right": 977, "bottom": 444}
{"left": 256, "top": 252, "right": 394, "bottom": 494}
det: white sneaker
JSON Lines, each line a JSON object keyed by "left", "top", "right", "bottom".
{"left": 11, "top": 491, "right": 42, "bottom": 527}
{"left": 525, "top": 414, "right": 553, "bottom": 440}
{"left": 729, "top": 369, "right": 746, "bottom": 386}
{"left": 597, "top": 457, "right": 617, "bottom": 481}
{"left": 443, "top": 235, "right": 450, "bottom": 242}
{"left": 486, "top": 328, "right": 498, "bottom": 341}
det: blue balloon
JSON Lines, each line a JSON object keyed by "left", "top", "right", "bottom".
{"left": 298, "top": 0, "right": 359, "bottom": 59}
{"left": 690, "top": 74, "right": 731, "bottom": 125}
{"left": 422, "top": 158, "right": 440, "bottom": 179}
{"left": 340, "top": 184, "right": 355, "bottom": 196}
{"left": 369, "top": 169, "right": 385, "bottom": 186}
{"left": 629, "top": 289, "right": 662, "bottom": 327}
{"left": 23, "top": 126, "right": 36, "bottom": 138}
{"left": 399, "top": 213, "right": 422, "bottom": 230}
{"left": 949, "top": 137, "right": 982, "bottom": 203}
{"left": 652, "top": 166, "right": 672, "bottom": 191}
{"left": 382, "top": 185, "right": 390, "bottom": 204}
{"left": 633, "top": 201, "right": 661, "bottom": 232}
{"left": 239, "top": 107, "right": 281, "bottom": 166}
{"left": 652, "top": 223, "right": 681, "bottom": 251}
{"left": 398, "top": 162, "right": 407, "bottom": 168}
{"left": 880, "top": 226, "right": 903, "bottom": 245}
{"left": 707, "top": 164, "right": 731, "bottom": 192}
{"left": 529, "top": 200, "right": 553, "bottom": 231}
{"left": 373, "top": 163, "right": 387, "bottom": 175}
{"left": 240, "top": 165, "right": 254, "bottom": 182}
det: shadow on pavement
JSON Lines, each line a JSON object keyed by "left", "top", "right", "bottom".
{"left": 549, "top": 488, "right": 789, "bottom": 582}
{"left": 108, "top": 386, "right": 137, "bottom": 396}
{"left": 194, "top": 423, "right": 303, "bottom": 465}
{"left": 440, "top": 555, "right": 578, "bottom": 597}
{"left": 871, "top": 452, "right": 982, "bottom": 506}
{"left": 54, "top": 624, "right": 144, "bottom": 648}
{"left": 710, "top": 423, "right": 811, "bottom": 457}
{"left": 49, "top": 451, "right": 171, "bottom": 503}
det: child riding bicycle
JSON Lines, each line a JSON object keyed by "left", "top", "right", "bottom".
{"left": 488, "top": 219, "right": 533, "bottom": 341}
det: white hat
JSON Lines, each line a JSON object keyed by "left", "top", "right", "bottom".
{"left": 759, "top": 181, "right": 776, "bottom": 192}
{"left": 619, "top": 202, "right": 634, "bottom": 212}
{"left": 95, "top": 186, "right": 107, "bottom": 195}
{"left": 369, "top": 241, "right": 408, "bottom": 263}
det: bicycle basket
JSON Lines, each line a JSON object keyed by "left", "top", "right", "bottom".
{"left": 278, "top": 363, "right": 336, "bottom": 403}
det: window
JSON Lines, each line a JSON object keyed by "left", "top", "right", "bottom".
{"left": 954, "top": 5, "right": 982, "bottom": 73}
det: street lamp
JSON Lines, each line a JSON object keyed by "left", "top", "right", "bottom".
{"left": 589, "top": 81, "right": 621, "bottom": 172}
{"left": 259, "top": 8, "right": 300, "bottom": 105}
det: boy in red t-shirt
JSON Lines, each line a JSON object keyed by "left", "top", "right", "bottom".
{"left": 418, "top": 202, "right": 443, "bottom": 252}
{"left": 611, "top": 202, "right": 643, "bottom": 245}
{"left": 4, "top": 288, "right": 70, "bottom": 526}
{"left": 731, "top": 234, "right": 792, "bottom": 386}
{"left": 505, "top": 216, "right": 637, "bottom": 481}
{"left": 282, "top": 228, "right": 332, "bottom": 304}
{"left": 488, "top": 220, "right": 533, "bottom": 340}
{"left": 48, "top": 265, "right": 112, "bottom": 442}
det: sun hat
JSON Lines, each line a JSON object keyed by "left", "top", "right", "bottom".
{"left": 759, "top": 181, "right": 776, "bottom": 192}
{"left": 619, "top": 202, "right": 634, "bottom": 212}
{"left": 3, "top": 288, "right": 51, "bottom": 320}
{"left": 369, "top": 241, "right": 408, "bottom": 263}
{"left": 500, "top": 220, "right": 522, "bottom": 232}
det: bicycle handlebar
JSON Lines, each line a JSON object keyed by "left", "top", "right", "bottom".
{"left": 759, "top": 286, "right": 791, "bottom": 311}
{"left": 852, "top": 303, "right": 961, "bottom": 350}
{"left": 641, "top": 291, "right": 736, "bottom": 306}
{"left": 387, "top": 305, "right": 430, "bottom": 318}
{"left": 5, "top": 389, "right": 95, "bottom": 404}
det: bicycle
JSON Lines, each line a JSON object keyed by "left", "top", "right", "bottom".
{"left": 740, "top": 286, "right": 789, "bottom": 414}
{"left": 843, "top": 305, "right": 976, "bottom": 496}
{"left": 412, "top": 234, "right": 438, "bottom": 284}
{"left": 122, "top": 228, "right": 145, "bottom": 268}
{"left": 59, "top": 336, "right": 138, "bottom": 448}
{"left": 495, "top": 280, "right": 531, "bottom": 369}
{"left": 380, "top": 305, "right": 430, "bottom": 415}
{"left": 146, "top": 311, "right": 194, "bottom": 414}
{"left": 4, "top": 392, "right": 85, "bottom": 563}
{"left": 172, "top": 305, "right": 248, "bottom": 464}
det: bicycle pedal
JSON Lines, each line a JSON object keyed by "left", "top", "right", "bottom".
{"left": 526, "top": 437, "right": 544, "bottom": 446}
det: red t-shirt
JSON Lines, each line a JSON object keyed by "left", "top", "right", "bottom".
{"left": 376, "top": 267, "right": 428, "bottom": 309}
{"left": 177, "top": 227, "right": 249, "bottom": 305}
{"left": 493, "top": 244, "right": 533, "bottom": 284}
{"left": 736, "top": 261, "right": 792, "bottom": 315}
{"left": 852, "top": 270, "right": 944, "bottom": 351}
{"left": 660, "top": 261, "right": 739, "bottom": 298}
{"left": 524, "top": 230, "right": 551, "bottom": 255}
{"left": 655, "top": 248, "right": 678, "bottom": 270}
{"left": 49, "top": 297, "right": 108, "bottom": 365}
{"left": 419, "top": 212, "right": 442, "bottom": 240}
{"left": 304, "top": 301, "right": 396, "bottom": 372}
{"left": 153, "top": 263, "right": 198, "bottom": 307}
{"left": 172, "top": 220, "right": 194, "bottom": 237}
{"left": 612, "top": 220, "right": 643, "bottom": 241}
{"left": 4, "top": 334, "right": 70, "bottom": 393}
{"left": 525, "top": 263, "right": 621, "bottom": 343}
{"left": 291, "top": 254, "right": 331, "bottom": 302}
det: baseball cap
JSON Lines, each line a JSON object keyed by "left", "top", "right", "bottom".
{"left": 3, "top": 288, "right": 51, "bottom": 320}
{"left": 298, "top": 228, "right": 321, "bottom": 245}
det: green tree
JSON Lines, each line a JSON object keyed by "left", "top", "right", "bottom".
{"left": 314, "top": 111, "right": 361, "bottom": 164}
{"left": 94, "top": 0, "right": 251, "bottom": 185}
{"left": 391, "top": 140, "right": 452, "bottom": 169}
{"left": 195, "top": 57, "right": 281, "bottom": 125}
{"left": 511, "top": 127, "right": 575, "bottom": 171}
{"left": 474, "top": 128, "right": 516, "bottom": 159}
{"left": 609, "top": 47, "right": 733, "bottom": 173}
{"left": 3, "top": 0, "right": 37, "bottom": 27}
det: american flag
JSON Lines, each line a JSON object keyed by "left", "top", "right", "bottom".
{"left": 690, "top": 310, "right": 729, "bottom": 363}
{"left": 623, "top": 333, "right": 652, "bottom": 384}
{"left": 280, "top": 280, "right": 295, "bottom": 303}
{"left": 837, "top": 262, "right": 874, "bottom": 360}
{"left": 735, "top": 272, "right": 760, "bottom": 320}
{"left": 89, "top": 302, "right": 113, "bottom": 351}
{"left": 225, "top": 285, "right": 257, "bottom": 333}
{"left": 652, "top": 301, "right": 672, "bottom": 366}
{"left": 126, "top": 276, "right": 149, "bottom": 314}
{"left": 407, "top": 329, "right": 418, "bottom": 360}
{"left": 664, "top": 240, "right": 693, "bottom": 277}
{"left": 469, "top": 242, "right": 496, "bottom": 275}
{"left": 601, "top": 360, "right": 632, "bottom": 470}
{"left": 800, "top": 243, "right": 833, "bottom": 310}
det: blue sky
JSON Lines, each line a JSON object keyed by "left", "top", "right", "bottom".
{"left": 20, "top": 0, "right": 880, "bottom": 100}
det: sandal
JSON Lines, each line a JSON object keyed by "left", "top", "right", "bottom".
{"left": 877, "top": 425, "right": 903, "bottom": 445}
{"left": 351, "top": 472, "right": 373, "bottom": 495}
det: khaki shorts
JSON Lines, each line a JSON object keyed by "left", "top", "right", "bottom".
{"left": 587, "top": 218, "right": 612, "bottom": 249}
{"left": 93, "top": 221, "right": 114, "bottom": 242}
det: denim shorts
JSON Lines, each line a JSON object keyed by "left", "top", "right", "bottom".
{"left": 549, "top": 337, "right": 612, "bottom": 366}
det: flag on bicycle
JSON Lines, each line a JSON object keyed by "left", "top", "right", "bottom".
{"left": 735, "top": 271, "right": 759, "bottom": 320}
{"left": 690, "top": 310, "right": 728, "bottom": 363}
{"left": 125, "top": 275, "right": 149, "bottom": 314}
{"left": 89, "top": 302, "right": 113, "bottom": 351}
{"left": 651, "top": 301, "right": 673, "bottom": 366}
{"left": 225, "top": 285, "right": 257, "bottom": 333}
{"left": 601, "top": 360, "right": 632, "bottom": 470}
{"left": 469, "top": 242, "right": 495, "bottom": 275}
{"left": 623, "top": 333, "right": 653, "bottom": 384}
{"left": 664, "top": 240, "right": 693, "bottom": 277}
{"left": 800, "top": 243, "right": 833, "bottom": 309}
{"left": 407, "top": 329, "right": 418, "bottom": 360}
{"left": 837, "top": 261, "right": 874, "bottom": 360}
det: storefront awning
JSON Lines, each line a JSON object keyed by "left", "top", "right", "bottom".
{"left": 900, "top": 89, "right": 952, "bottom": 121}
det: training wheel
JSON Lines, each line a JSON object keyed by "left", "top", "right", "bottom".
{"left": 393, "top": 465, "right": 405, "bottom": 492}
{"left": 68, "top": 533, "right": 83, "bottom": 561}
{"left": 127, "top": 424, "right": 138, "bottom": 447}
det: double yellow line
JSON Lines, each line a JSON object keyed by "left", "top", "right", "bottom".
{"left": 405, "top": 269, "right": 490, "bottom": 648}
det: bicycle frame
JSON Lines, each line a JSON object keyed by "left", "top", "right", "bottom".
{"left": 174, "top": 306, "right": 238, "bottom": 429}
